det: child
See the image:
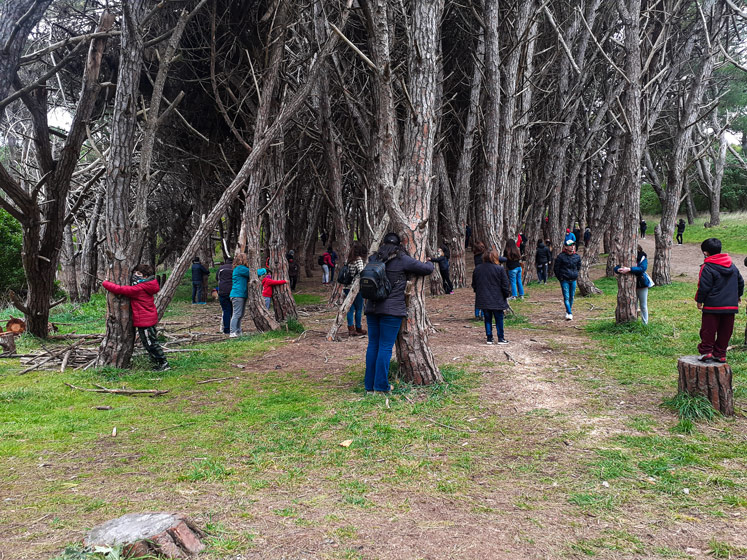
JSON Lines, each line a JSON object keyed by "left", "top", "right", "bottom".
{"left": 102, "top": 264, "right": 170, "bottom": 371}
{"left": 695, "top": 238, "right": 743, "bottom": 363}
{"left": 472, "top": 249, "right": 510, "bottom": 345}
{"left": 258, "top": 268, "right": 287, "bottom": 310}
{"left": 430, "top": 247, "right": 453, "bottom": 294}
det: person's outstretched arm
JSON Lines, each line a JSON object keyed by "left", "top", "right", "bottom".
{"left": 102, "top": 281, "right": 139, "bottom": 297}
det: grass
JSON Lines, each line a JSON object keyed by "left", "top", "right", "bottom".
{"left": 642, "top": 211, "right": 747, "bottom": 254}
{"left": 662, "top": 392, "right": 718, "bottom": 421}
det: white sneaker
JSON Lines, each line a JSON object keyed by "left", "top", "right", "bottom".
{"left": 565, "top": 313, "right": 572, "bottom": 320}
{"left": 229, "top": 333, "right": 238, "bottom": 338}
{"left": 486, "top": 340, "right": 494, "bottom": 345}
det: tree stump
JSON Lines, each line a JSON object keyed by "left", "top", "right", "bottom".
{"left": 0, "top": 333, "right": 16, "bottom": 355}
{"left": 5, "top": 317, "right": 26, "bottom": 335}
{"left": 84, "top": 513, "right": 205, "bottom": 558}
{"left": 677, "top": 356, "right": 734, "bottom": 416}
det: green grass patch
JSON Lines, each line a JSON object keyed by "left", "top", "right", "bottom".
{"left": 662, "top": 392, "right": 717, "bottom": 421}
{"left": 642, "top": 211, "right": 747, "bottom": 254}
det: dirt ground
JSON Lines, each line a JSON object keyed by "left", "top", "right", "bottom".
{"left": 3, "top": 249, "right": 746, "bottom": 560}
{"left": 637, "top": 236, "right": 747, "bottom": 281}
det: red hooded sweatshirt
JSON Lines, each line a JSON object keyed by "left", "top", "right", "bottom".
{"left": 695, "top": 254, "right": 744, "bottom": 314}
{"left": 102, "top": 278, "right": 160, "bottom": 327}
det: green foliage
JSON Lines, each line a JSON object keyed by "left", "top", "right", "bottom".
{"left": 0, "top": 209, "right": 25, "bottom": 293}
{"left": 640, "top": 183, "right": 662, "bottom": 215}
{"left": 661, "top": 393, "right": 717, "bottom": 422}
{"left": 50, "top": 545, "right": 129, "bottom": 560}
{"left": 285, "top": 317, "right": 305, "bottom": 333}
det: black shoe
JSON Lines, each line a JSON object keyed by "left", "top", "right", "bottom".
{"left": 154, "top": 362, "right": 171, "bottom": 372}
{"left": 497, "top": 339, "right": 509, "bottom": 345}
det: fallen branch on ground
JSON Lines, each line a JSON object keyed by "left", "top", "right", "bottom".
{"left": 64, "top": 383, "right": 170, "bottom": 397}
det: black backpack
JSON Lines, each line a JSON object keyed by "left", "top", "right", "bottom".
{"left": 359, "top": 257, "right": 392, "bottom": 301}
{"left": 337, "top": 264, "right": 355, "bottom": 286}
{"left": 317, "top": 255, "right": 324, "bottom": 266}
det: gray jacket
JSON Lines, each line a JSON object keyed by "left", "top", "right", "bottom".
{"left": 365, "top": 252, "right": 434, "bottom": 317}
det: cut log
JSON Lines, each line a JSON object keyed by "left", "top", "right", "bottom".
{"left": 0, "top": 333, "right": 17, "bottom": 355}
{"left": 677, "top": 355, "right": 734, "bottom": 416}
{"left": 85, "top": 513, "right": 205, "bottom": 559}
{"left": 5, "top": 317, "right": 26, "bottom": 335}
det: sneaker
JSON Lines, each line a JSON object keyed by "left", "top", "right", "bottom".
{"left": 154, "top": 363, "right": 171, "bottom": 372}
{"left": 568, "top": 313, "right": 573, "bottom": 320}
{"left": 497, "top": 339, "right": 509, "bottom": 345}
{"left": 714, "top": 356, "right": 727, "bottom": 364}
{"left": 486, "top": 340, "right": 494, "bottom": 345}
{"left": 698, "top": 353, "right": 713, "bottom": 362}
{"left": 229, "top": 333, "right": 238, "bottom": 338}
{"left": 565, "top": 313, "right": 571, "bottom": 320}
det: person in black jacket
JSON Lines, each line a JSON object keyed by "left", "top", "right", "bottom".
{"left": 535, "top": 239, "right": 552, "bottom": 284}
{"left": 695, "top": 238, "right": 744, "bottom": 363}
{"left": 473, "top": 250, "right": 511, "bottom": 344}
{"left": 191, "top": 257, "right": 209, "bottom": 304}
{"left": 676, "top": 219, "right": 686, "bottom": 244}
{"left": 364, "top": 233, "right": 434, "bottom": 393}
{"left": 553, "top": 240, "right": 582, "bottom": 320}
{"left": 583, "top": 227, "right": 591, "bottom": 248}
{"left": 472, "top": 241, "right": 487, "bottom": 318}
{"left": 430, "top": 246, "right": 453, "bottom": 294}
{"left": 639, "top": 219, "right": 647, "bottom": 239}
{"left": 288, "top": 257, "right": 300, "bottom": 291}
{"left": 216, "top": 258, "right": 233, "bottom": 333}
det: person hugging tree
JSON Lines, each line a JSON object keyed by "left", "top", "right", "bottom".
{"left": 258, "top": 268, "right": 287, "bottom": 310}
{"left": 102, "top": 264, "right": 169, "bottom": 371}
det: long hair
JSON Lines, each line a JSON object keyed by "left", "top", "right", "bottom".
{"left": 505, "top": 240, "right": 520, "bottom": 261}
{"left": 233, "top": 253, "right": 248, "bottom": 268}
{"left": 473, "top": 241, "right": 486, "bottom": 255}
{"left": 485, "top": 250, "right": 502, "bottom": 265}
{"left": 348, "top": 241, "right": 368, "bottom": 261}
{"left": 375, "top": 232, "right": 404, "bottom": 261}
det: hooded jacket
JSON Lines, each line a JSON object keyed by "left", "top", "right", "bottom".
{"left": 695, "top": 254, "right": 744, "bottom": 314}
{"left": 553, "top": 249, "right": 582, "bottom": 281}
{"left": 230, "top": 265, "right": 251, "bottom": 299}
{"left": 261, "top": 276, "right": 286, "bottom": 297}
{"left": 535, "top": 243, "right": 552, "bottom": 266}
{"left": 191, "top": 261, "right": 209, "bottom": 282}
{"left": 216, "top": 262, "right": 233, "bottom": 296}
{"left": 102, "top": 277, "right": 159, "bottom": 327}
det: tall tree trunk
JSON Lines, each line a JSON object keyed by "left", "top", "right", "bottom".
{"left": 79, "top": 191, "right": 104, "bottom": 302}
{"left": 59, "top": 222, "right": 80, "bottom": 302}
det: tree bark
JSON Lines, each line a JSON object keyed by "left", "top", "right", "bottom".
{"left": 677, "top": 356, "right": 733, "bottom": 416}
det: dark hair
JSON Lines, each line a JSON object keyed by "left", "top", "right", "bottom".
{"left": 485, "top": 250, "right": 502, "bottom": 265}
{"left": 473, "top": 241, "right": 486, "bottom": 255}
{"left": 537, "top": 239, "right": 544, "bottom": 247}
{"left": 192, "top": 256, "right": 200, "bottom": 262}
{"left": 701, "top": 238, "right": 721, "bottom": 255}
{"left": 326, "top": 246, "right": 333, "bottom": 252}
{"left": 348, "top": 241, "right": 368, "bottom": 261}
{"left": 505, "top": 239, "right": 520, "bottom": 261}
{"left": 133, "top": 264, "right": 154, "bottom": 277}
{"left": 376, "top": 232, "right": 403, "bottom": 261}
{"left": 383, "top": 232, "right": 401, "bottom": 246}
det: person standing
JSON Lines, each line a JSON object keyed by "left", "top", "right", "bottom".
{"left": 676, "top": 218, "right": 686, "bottom": 245}
{"left": 343, "top": 241, "right": 368, "bottom": 337}
{"left": 229, "top": 253, "right": 251, "bottom": 337}
{"left": 473, "top": 250, "right": 510, "bottom": 345}
{"left": 695, "top": 238, "right": 744, "bottom": 363}
{"left": 363, "top": 233, "right": 434, "bottom": 394}
{"left": 583, "top": 227, "right": 591, "bottom": 248}
{"left": 564, "top": 228, "right": 576, "bottom": 245}
{"left": 535, "top": 239, "right": 552, "bottom": 284}
{"left": 503, "top": 239, "right": 524, "bottom": 299}
{"left": 191, "top": 257, "right": 209, "bottom": 304}
{"left": 639, "top": 219, "right": 647, "bottom": 239}
{"left": 572, "top": 224, "right": 582, "bottom": 246}
{"left": 472, "top": 241, "right": 487, "bottom": 318}
{"left": 614, "top": 245, "right": 653, "bottom": 325}
{"left": 329, "top": 246, "right": 338, "bottom": 281}
{"left": 430, "top": 246, "right": 453, "bottom": 294}
{"left": 102, "top": 264, "right": 170, "bottom": 371}
{"left": 465, "top": 224, "right": 472, "bottom": 249}
{"left": 321, "top": 248, "right": 333, "bottom": 284}
{"left": 258, "top": 268, "right": 287, "bottom": 310}
{"left": 288, "top": 256, "right": 299, "bottom": 291}
{"left": 216, "top": 258, "right": 233, "bottom": 334}
{"left": 553, "top": 240, "right": 582, "bottom": 320}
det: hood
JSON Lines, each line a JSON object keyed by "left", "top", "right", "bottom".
{"left": 704, "top": 253, "right": 733, "bottom": 269}
{"left": 136, "top": 277, "right": 160, "bottom": 295}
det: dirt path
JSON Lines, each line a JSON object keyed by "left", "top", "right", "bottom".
{"left": 637, "top": 236, "right": 747, "bottom": 281}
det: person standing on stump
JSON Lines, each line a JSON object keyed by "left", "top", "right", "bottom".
{"left": 473, "top": 250, "right": 510, "bottom": 345}
{"left": 695, "top": 238, "right": 743, "bottom": 363}
{"left": 676, "top": 218, "right": 686, "bottom": 245}
{"left": 362, "top": 232, "right": 434, "bottom": 394}
{"left": 102, "top": 264, "right": 170, "bottom": 371}
{"left": 216, "top": 257, "right": 233, "bottom": 334}
{"left": 554, "top": 240, "right": 581, "bottom": 320}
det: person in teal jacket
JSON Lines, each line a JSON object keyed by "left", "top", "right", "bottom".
{"left": 229, "top": 253, "right": 251, "bottom": 337}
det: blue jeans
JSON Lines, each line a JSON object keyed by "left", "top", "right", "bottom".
{"left": 507, "top": 267, "right": 524, "bottom": 297}
{"left": 560, "top": 280, "right": 576, "bottom": 314}
{"left": 344, "top": 289, "right": 364, "bottom": 329}
{"left": 364, "top": 314, "right": 403, "bottom": 392}
{"left": 483, "top": 310, "right": 504, "bottom": 342}
{"left": 475, "top": 307, "right": 483, "bottom": 318}
{"left": 264, "top": 296, "right": 272, "bottom": 310}
{"left": 219, "top": 294, "right": 232, "bottom": 333}
{"left": 192, "top": 281, "right": 203, "bottom": 303}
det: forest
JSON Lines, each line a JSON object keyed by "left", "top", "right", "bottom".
{"left": 1, "top": 0, "right": 747, "bottom": 559}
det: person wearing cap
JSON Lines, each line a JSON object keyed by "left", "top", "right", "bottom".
{"left": 364, "top": 232, "right": 434, "bottom": 394}
{"left": 258, "top": 268, "right": 287, "bottom": 310}
{"left": 564, "top": 228, "right": 576, "bottom": 245}
{"left": 553, "top": 240, "right": 582, "bottom": 320}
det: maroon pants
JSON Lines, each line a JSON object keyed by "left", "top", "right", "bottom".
{"left": 698, "top": 313, "right": 735, "bottom": 359}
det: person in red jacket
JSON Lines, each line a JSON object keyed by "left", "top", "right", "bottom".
{"left": 258, "top": 268, "right": 287, "bottom": 310}
{"left": 102, "top": 264, "right": 170, "bottom": 371}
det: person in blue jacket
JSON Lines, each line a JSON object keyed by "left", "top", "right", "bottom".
{"left": 191, "top": 257, "right": 209, "bottom": 304}
{"left": 564, "top": 228, "right": 576, "bottom": 245}
{"left": 614, "top": 245, "right": 652, "bottom": 325}
{"left": 364, "top": 233, "right": 434, "bottom": 394}
{"left": 229, "top": 253, "right": 251, "bottom": 337}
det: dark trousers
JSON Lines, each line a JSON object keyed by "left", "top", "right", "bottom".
{"left": 192, "top": 281, "right": 203, "bottom": 303}
{"left": 441, "top": 269, "right": 453, "bottom": 294}
{"left": 676, "top": 232, "right": 683, "bottom": 244}
{"left": 483, "top": 310, "right": 504, "bottom": 342}
{"left": 698, "top": 313, "right": 735, "bottom": 360}
{"left": 138, "top": 326, "right": 167, "bottom": 366}
{"left": 219, "top": 294, "right": 232, "bottom": 333}
{"left": 289, "top": 275, "right": 298, "bottom": 290}
{"left": 536, "top": 263, "right": 548, "bottom": 283}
